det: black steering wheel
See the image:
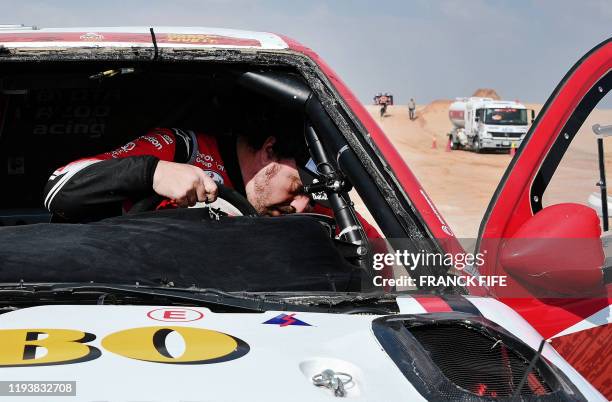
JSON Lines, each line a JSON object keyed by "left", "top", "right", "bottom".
{"left": 128, "top": 183, "right": 258, "bottom": 217}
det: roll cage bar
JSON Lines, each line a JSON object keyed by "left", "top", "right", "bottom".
{"left": 238, "top": 72, "right": 369, "bottom": 245}
{"left": 237, "top": 71, "right": 453, "bottom": 278}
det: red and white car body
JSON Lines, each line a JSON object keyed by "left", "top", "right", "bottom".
{"left": 0, "top": 26, "right": 609, "bottom": 400}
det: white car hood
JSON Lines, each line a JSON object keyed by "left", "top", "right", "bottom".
{"left": 0, "top": 296, "right": 604, "bottom": 402}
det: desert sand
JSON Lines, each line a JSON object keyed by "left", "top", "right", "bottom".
{"left": 362, "top": 98, "right": 612, "bottom": 238}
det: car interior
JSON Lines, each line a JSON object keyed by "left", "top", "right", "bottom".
{"left": 0, "top": 59, "right": 457, "bottom": 293}
{"left": 0, "top": 62, "right": 369, "bottom": 289}
{"left": 0, "top": 63, "right": 294, "bottom": 223}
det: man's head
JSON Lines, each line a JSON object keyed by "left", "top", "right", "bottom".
{"left": 237, "top": 136, "right": 310, "bottom": 216}
{"left": 235, "top": 107, "right": 311, "bottom": 216}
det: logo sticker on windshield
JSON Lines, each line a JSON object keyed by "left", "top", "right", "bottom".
{"left": 263, "top": 313, "right": 311, "bottom": 327}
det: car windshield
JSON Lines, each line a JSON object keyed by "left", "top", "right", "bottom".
{"left": 0, "top": 59, "right": 466, "bottom": 308}
{"left": 485, "top": 108, "right": 528, "bottom": 125}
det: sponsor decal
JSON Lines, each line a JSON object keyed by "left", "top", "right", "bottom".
{"left": 140, "top": 135, "right": 163, "bottom": 150}
{"left": 0, "top": 327, "right": 249, "bottom": 367}
{"left": 164, "top": 33, "right": 260, "bottom": 47}
{"left": 146, "top": 308, "right": 204, "bottom": 322}
{"left": 7, "top": 157, "right": 25, "bottom": 175}
{"left": 79, "top": 32, "right": 104, "bottom": 41}
{"left": 195, "top": 153, "right": 226, "bottom": 178}
{"left": 161, "top": 134, "right": 174, "bottom": 145}
{"left": 0, "top": 329, "right": 100, "bottom": 367}
{"left": 102, "top": 326, "right": 248, "bottom": 364}
{"left": 110, "top": 142, "right": 136, "bottom": 158}
{"left": 32, "top": 123, "right": 105, "bottom": 136}
{"left": 0, "top": 32, "right": 269, "bottom": 49}
{"left": 311, "top": 192, "right": 328, "bottom": 202}
{"left": 166, "top": 34, "right": 219, "bottom": 44}
{"left": 263, "top": 313, "right": 311, "bottom": 327}
{"left": 0, "top": 32, "right": 265, "bottom": 47}
{"left": 309, "top": 179, "right": 328, "bottom": 202}
{"left": 196, "top": 152, "right": 213, "bottom": 166}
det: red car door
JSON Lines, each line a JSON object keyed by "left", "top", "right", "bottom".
{"left": 476, "top": 38, "right": 611, "bottom": 397}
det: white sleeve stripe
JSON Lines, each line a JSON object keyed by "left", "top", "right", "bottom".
{"left": 173, "top": 128, "right": 191, "bottom": 159}
{"left": 44, "top": 172, "right": 73, "bottom": 209}
{"left": 44, "top": 159, "right": 102, "bottom": 210}
{"left": 186, "top": 130, "right": 199, "bottom": 163}
{"left": 45, "top": 159, "right": 101, "bottom": 209}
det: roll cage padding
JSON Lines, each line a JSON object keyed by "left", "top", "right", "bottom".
{"left": 238, "top": 71, "right": 312, "bottom": 109}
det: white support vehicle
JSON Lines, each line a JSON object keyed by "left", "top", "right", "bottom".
{"left": 448, "top": 97, "right": 533, "bottom": 152}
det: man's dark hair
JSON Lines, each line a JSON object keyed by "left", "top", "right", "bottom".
{"left": 235, "top": 100, "right": 309, "bottom": 165}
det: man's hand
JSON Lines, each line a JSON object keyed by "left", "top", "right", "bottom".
{"left": 152, "top": 161, "right": 218, "bottom": 207}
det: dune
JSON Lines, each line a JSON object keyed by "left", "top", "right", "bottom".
{"left": 472, "top": 88, "right": 501, "bottom": 100}
{"left": 419, "top": 99, "right": 452, "bottom": 115}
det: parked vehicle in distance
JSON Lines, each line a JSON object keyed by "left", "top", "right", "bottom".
{"left": 448, "top": 97, "right": 534, "bottom": 152}
{"left": 374, "top": 92, "right": 394, "bottom": 105}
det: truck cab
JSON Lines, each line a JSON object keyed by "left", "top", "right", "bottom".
{"left": 450, "top": 97, "right": 531, "bottom": 152}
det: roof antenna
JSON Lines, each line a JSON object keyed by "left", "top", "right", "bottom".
{"left": 149, "top": 27, "right": 159, "bottom": 60}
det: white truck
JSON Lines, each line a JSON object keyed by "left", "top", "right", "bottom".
{"left": 448, "top": 97, "right": 533, "bottom": 152}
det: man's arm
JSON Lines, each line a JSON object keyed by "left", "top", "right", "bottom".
{"left": 43, "top": 128, "right": 195, "bottom": 221}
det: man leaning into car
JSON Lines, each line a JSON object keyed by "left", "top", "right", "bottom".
{"left": 42, "top": 122, "right": 380, "bottom": 238}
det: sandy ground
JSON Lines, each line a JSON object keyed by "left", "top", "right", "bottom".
{"left": 361, "top": 102, "right": 612, "bottom": 238}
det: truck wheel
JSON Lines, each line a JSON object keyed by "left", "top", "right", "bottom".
{"left": 472, "top": 137, "right": 482, "bottom": 153}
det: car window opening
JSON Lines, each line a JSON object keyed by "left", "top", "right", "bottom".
{"left": 0, "top": 60, "right": 464, "bottom": 297}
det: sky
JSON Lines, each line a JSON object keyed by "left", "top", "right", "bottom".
{"left": 1, "top": 0, "right": 610, "bottom": 104}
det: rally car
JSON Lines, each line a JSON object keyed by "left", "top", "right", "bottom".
{"left": 0, "top": 26, "right": 609, "bottom": 401}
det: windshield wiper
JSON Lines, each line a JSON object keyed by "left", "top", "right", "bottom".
{"left": 0, "top": 283, "right": 329, "bottom": 313}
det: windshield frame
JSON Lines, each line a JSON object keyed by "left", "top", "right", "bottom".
{"left": 0, "top": 48, "right": 465, "bottom": 298}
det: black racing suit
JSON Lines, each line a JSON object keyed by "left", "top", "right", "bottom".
{"left": 43, "top": 128, "right": 243, "bottom": 222}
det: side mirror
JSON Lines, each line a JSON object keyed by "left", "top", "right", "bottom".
{"left": 530, "top": 109, "right": 535, "bottom": 124}
{"left": 499, "top": 203, "right": 605, "bottom": 296}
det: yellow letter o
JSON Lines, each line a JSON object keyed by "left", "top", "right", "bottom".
{"left": 102, "top": 326, "right": 248, "bottom": 364}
